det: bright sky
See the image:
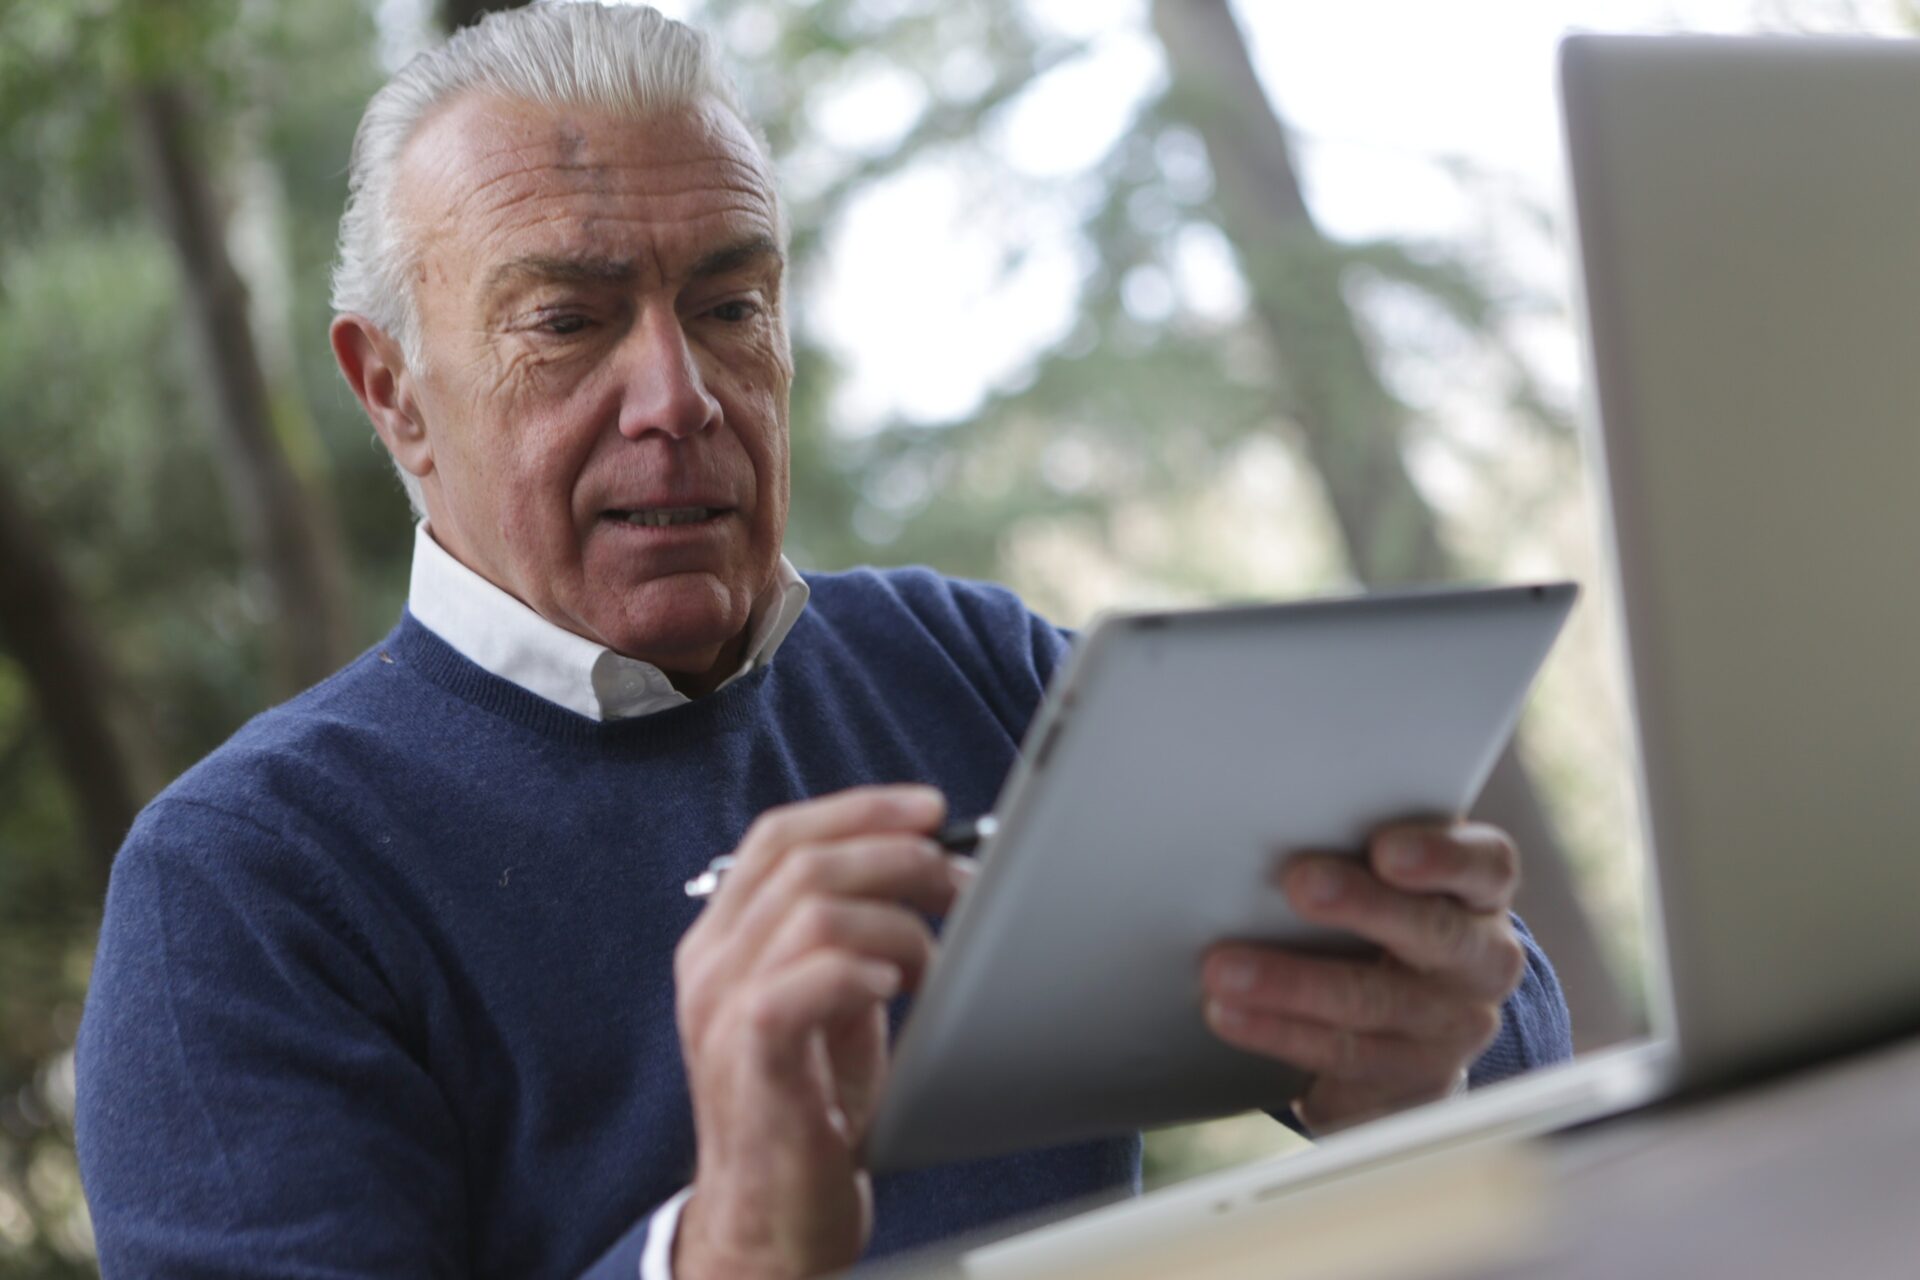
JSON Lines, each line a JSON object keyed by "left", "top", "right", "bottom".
{"left": 788, "top": 0, "right": 1912, "bottom": 431}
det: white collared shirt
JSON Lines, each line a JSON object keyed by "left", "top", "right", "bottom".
{"left": 406, "top": 522, "right": 809, "bottom": 720}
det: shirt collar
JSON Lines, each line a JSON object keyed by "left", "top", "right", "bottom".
{"left": 407, "top": 522, "right": 809, "bottom": 722}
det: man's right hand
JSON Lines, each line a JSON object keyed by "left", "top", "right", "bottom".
{"left": 671, "top": 785, "right": 964, "bottom": 1280}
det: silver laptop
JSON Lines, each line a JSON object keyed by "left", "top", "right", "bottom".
{"left": 878, "top": 33, "right": 1920, "bottom": 1277}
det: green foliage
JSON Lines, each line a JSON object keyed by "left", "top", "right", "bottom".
{"left": 0, "top": 1, "right": 386, "bottom": 1268}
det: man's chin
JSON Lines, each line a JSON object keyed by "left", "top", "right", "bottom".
{"left": 590, "top": 573, "right": 750, "bottom": 672}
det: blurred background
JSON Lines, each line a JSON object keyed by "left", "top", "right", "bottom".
{"left": 2, "top": 0, "right": 1915, "bottom": 1272}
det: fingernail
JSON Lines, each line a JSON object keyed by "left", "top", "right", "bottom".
{"left": 1207, "top": 999, "right": 1248, "bottom": 1032}
{"left": 867, "top": 964, "right": 902, "bottom": 997}
{"left": 1381, "top": 836, "right": 1426, "bottom": 875}
{"left": 947, "top": 857, "right": 976, "bottom": 891}
{"left": 1218, "top": 956, "right": 1257, "bottom": 992}
{"left": 1300, "top": 863, "right": 1344, "bottom": 905}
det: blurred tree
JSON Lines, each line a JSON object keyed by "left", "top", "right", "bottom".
{"left": 0, "top": 466, "right": 149, "bottom": 889}
{"left": 1152, "top": 0, "right": 1447, "bottom": 586}
{"left": 0, "top": 1, "right": 389, "bottom": 1267}
{"left": 126, "top": 71, "right": 352, "bottom": 695}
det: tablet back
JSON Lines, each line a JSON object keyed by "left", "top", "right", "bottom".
{"left": 866, "top": 583, "right": 1575, "bottom": 1172}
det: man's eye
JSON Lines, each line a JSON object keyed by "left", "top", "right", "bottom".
{"left": 537, "top": 313, "right": 591, "bottom": 336}
{"left": 710, "top": 299, "right": 760, "bottom": 324}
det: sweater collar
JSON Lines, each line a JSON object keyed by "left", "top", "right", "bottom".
{"left": 405, "top": 522, "right": 808, "bottom": 722}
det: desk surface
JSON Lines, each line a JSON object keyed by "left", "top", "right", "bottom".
{"left": 1469, "top": 1033, "right": 1920, "bottom": 1280}
{"left": 902, "top": 1033, "right": 1920, "bottom": 1280}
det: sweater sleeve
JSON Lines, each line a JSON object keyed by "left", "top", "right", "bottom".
{"left": 913, "top": 570, "right": 1075, "bottom": 732}
{"left": 1469, "top": 912, "right": 1575, "bottom": 1088}
{"left": 75, "top": 798, "right": 659, "bottom": 1278}
{"left": 77, "top": 798, "right": 471, "bottom": 1277}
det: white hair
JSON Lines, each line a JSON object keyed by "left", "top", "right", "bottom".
{"left": 330, "top": 1, "right": 775, "bottom": 519}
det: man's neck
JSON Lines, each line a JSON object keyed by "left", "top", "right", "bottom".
{"left": 663, "top": 628, "right": 751, "bottom": 699}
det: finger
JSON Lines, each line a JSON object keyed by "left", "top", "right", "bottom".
{"left": 1280, "top": 856, "right": 1526, "bottom": 997}
{"left": 1201, "top": 946, "right": 1496, "bottom": 1044}
{"left": 948, "top": 856, "right": 978, "bottom": 893}
{"left": 724, "top": 834, "right": 961, "bottom": 947}
{"left": 1202, "top": 1003, "right": 1449, "bottom": 1088}
{"left": 821, "top": 1003, "right": 890, "bottom": 1135}
{"left": 676, "top": 834, "right": 956, "bottom": 1034}
{"left": 1295, "top": 1072, "right": 1463, "bottom": 1137}
{"left": 1368, "top": 822, "right": 1519, "bottom": 913}
{"left": 755, "top": 897, "right": 938, "bottom": 990}
{"left": 740, "top": 952, "right": 902, "bottom": 1076}
{"left": 714, "top": 786, "right": 947, "bottom": 918}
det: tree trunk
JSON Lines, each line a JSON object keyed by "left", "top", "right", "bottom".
{"left": 1150, "top": 0, "right": 1634, "bottom": 1049}
{"left": 126, "top": 82, "right": 352, "bottom": 696}
{"left": 0, "top": 467, "right": 153, "bottom": 888}
{"left": 1150, "top": 0, "right": 1447, "bottom": 587}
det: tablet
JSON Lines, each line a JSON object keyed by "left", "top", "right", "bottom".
{"left": 863, "top": 582, "right": 1577, "bottom": 1172}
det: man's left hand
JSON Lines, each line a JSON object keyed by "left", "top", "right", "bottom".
{"left": 1200, "top": 822, "right": 1528, "bottom": 1135}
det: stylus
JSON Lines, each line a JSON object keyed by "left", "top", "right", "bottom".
{"left": 683, "top": 815, "right": 997, "bottom": 900}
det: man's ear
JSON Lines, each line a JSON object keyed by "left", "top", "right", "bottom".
{"left": 331, "top": 314, "right": 433, "bottom": 482}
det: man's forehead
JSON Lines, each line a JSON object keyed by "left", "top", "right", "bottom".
{"left": 396, "top": 93, "right": 779, "bottom": 273}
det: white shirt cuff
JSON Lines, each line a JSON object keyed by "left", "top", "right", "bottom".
{"left": 640, "top": 1186, "right": 695, "bottom": 1280}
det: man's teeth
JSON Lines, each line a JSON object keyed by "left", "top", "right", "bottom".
{"left": 617, "top": 508, "right": 715, "bottom": 527}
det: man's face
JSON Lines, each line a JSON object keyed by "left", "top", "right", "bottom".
{"left": 392, "top": 95, "right": 791, "bottom": 679}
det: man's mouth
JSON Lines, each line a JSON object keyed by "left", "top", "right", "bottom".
{"left": 604, "top": 507, "right": 725, "bottom": 528}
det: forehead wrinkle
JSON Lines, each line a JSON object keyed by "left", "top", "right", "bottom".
{"left": 404, "top": 95, "right": 773, "bottom": 213}
{"left": 455, "top": 169, "right": 778, "bottom": 244}
{"left": 402, "top": 91, "right": 772, "bottom": 194}
{"left": 471, "top": 199, "right": 778, "bottom": 258}
{"left": 425, "top": 105, "right": 773, "bottom": 212}
{"left": 463, "top": 154, "right": 772, "bottom": 207}
{"left": 434, "top": 160, "right": 776, "bottom": 251}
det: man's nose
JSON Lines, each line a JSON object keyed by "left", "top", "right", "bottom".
{"left": 614, "top": 308, "right": 722, "bottom": 441}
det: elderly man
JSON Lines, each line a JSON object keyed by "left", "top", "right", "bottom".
{"left": 76, "top": 5, "right": 1571, "bottom": 1278}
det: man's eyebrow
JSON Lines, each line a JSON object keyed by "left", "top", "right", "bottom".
{"left": 484, "top": 254, "right": 637, "bottom": 295}
{"left": 689, "top": 235, "right": 784, "bottom": 280}
{"left": 483, "top": 240, "right": 781, "bottom": 296}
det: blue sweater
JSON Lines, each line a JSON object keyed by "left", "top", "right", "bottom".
{"left": 77, "top": 568, "right": 1571, "bottom": 1278}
